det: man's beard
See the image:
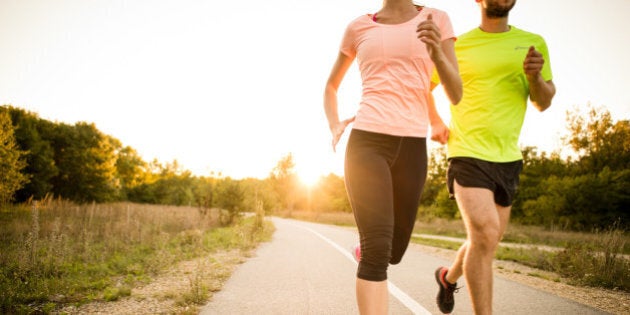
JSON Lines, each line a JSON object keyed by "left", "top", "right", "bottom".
{"left": 485, "top": 1, "right": 515, "bottom": 18}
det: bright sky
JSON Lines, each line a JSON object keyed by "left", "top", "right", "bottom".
{"left": 1, "top": 0, "right": 629, "bottom": 182}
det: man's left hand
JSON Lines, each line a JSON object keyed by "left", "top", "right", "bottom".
{"left": 523, "top": 46, "right": 544, "bottom": 81}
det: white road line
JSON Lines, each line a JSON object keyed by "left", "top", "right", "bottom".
{"left": 293, "top": 222, "right": 433, "bottom": 315}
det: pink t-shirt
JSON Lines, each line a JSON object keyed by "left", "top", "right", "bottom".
{"left": 340, "top": 7, "right": 455, "bottom": 137}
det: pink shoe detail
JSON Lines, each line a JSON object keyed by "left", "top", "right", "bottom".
{"left": 353, "top": 244, "right": 361, "bottom": 262}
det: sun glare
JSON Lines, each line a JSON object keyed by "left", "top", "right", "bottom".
{"left": 296, "top": 165, "right": 323, "bottom": 188}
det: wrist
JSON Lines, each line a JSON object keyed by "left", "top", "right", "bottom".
{"left": 431, "top": 51, "right": 447, "bottom": 64}
{"left": 527, "top": 72, "right": 543, "bottom": 83}
{"left": 329, "top": 121, "right": 341, "bottom": 131}
{"left": 430, "top": 116, "right": 445, "bottom": 126}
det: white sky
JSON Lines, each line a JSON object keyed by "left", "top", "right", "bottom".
{"left": 1, "top": 0, "right": 629, "bottom": 182}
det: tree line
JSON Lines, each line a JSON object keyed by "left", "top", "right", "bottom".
{"left": 420, "top": 105, "right": 629, "bottom": 230}
{"left": 1, "top": 104, "right": 628, "bottom": 231}
{"left": 0, "top": 105, "right": 333, "bottom": 224}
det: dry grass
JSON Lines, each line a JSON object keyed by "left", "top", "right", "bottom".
{"left": 0, "top": 197, "right": 272, "bottom": 314}
{"left": 278, "top": 210, "right": 356, "bottom": 227}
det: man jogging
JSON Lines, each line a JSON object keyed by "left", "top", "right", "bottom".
{"left": 433, "top": 0, "right": 556, "bottom": 314}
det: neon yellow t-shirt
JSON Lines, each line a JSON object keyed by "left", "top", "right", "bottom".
{"left": 447, "top": 26, "right": 553, "bottom": 162}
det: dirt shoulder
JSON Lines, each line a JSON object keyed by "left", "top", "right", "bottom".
{"left": 55, "top": 250, "right": 248, "bottom": 315}
{"left": 416, "top": 244, "right": 629, "bottom": 315}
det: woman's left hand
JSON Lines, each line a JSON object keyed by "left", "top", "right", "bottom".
{"left": 416, "top": 14, "right": 443, "bottom": 62}
{"left": 430, "top": 119, "right": 449, "bottom": 145}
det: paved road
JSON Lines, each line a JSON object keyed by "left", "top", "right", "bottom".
{"left": 200, "top": 218, "right": 609, "bottom": 315}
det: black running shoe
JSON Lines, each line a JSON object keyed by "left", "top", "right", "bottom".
{"left": 435, "top": 266, "right": 459, "bottom": 314}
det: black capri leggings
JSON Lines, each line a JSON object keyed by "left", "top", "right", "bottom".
{"left": 344, "top": 129, "right": 427, "bottom": 281}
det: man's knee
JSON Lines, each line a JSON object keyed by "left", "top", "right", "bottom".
{"left": 468, "top": 225, "right": 501, "bottom": 253}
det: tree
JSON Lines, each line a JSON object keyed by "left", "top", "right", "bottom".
{"left": 49, "top": 122, "right": 119, "bottom": 202}
{"left": 522, "top": 169, "right": 630, "bottom": 229}
{"left": 193, "top": 176, "right": 214, "bottom": 213}
{"left": 310, "top": 173, "right": 351, "bottom": 213}
{"left": 133, "top": 160, "right": 195, "bottom": 206}
{"left": 512, "top": 146, "right": 568, "bottom": 221}
{"left": 516, "top": 105, "right": 630, "bottom": 230}
{"left": 213, "top": 177, "right": 244, "bottom": 226}
{"left": 1, "top": 106, "right": 58, "bottom": 201}
{"left": 268, "top": 153, "right": 299, "bottom": 212}
{"left": 419, "top": 147, "right": 459, "bottom": 219}
{"left": 420, "top": 146, "right": 448, "bottom": 207}
{"left": 564, "top": 105, "right": 630, "bottom": 173}
{"left": 115, "top": 145, "right": 149, "bottom": 200}
{"left": 0, "top": 111, "right": 29, "bottom": 203}
{"left": 240, "top": 177, "right": 279, "bottom": 216}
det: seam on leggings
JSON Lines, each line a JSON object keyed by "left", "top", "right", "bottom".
{"left": 389, "top": 137, "right": 405, "bottom": 168}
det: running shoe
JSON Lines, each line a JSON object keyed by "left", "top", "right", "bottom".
{"left": 435, "top": 266, "right": 459, "bottom": 314}
{"left": 352, "top": 243, "right": 361, "bottom": 262}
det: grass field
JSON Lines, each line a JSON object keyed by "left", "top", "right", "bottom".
{"left": 0, "top": 198, "right": 273, "bottom": 314}
{"left": 2, "top": 203, "right": 626, "bottom": 314}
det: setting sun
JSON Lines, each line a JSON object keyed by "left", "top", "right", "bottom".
{"left": 296, "top": 164, "right": 323, "bottom": 188}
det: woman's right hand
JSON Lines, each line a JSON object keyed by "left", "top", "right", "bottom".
{"left": 418, "top": 14, "right": 462, "bottom": 105}
{"left": 331, "top": 116, "right": 355, "bottom": 152}
{"left": 417, "top": 14, "right": 444, "bottom": 63}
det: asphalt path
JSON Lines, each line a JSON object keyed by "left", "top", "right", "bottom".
{"left": 200, "top": 217, "right": 610, "bottom": 315}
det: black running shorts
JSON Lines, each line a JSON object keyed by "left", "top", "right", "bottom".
{"left": 447, "top": 157, "right": 523, "bottom": 207}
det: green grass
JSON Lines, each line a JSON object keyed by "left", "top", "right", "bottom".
{"left": 547, "top": 228, "right": 629, "bottom": 290}
{"left": 412, "top": 217, "right": 468, "bottom": 239}
{"left": 414, "top": 216, "right": 630, "bottom": 255}
{"left": 0, "top": 198, "right": 274, "bottom": 314}
{"left": 411, "top": 236, "right": 463, "bottom": 251}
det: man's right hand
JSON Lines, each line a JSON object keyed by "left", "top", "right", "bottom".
{"left": 430, "top": 120, "right": 449, "bottom": 145}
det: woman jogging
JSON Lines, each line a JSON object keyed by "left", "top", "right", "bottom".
{"left": 323, "top": 1, "right": 461, "bottom": 313}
